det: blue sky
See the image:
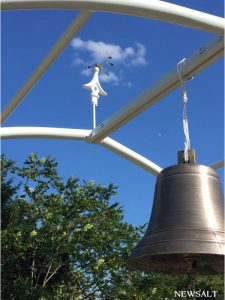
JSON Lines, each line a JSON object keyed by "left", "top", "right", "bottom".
{"left": 2, "top": 1, "right": 224, "bottom": 227}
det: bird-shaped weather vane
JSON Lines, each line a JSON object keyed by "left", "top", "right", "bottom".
{"left": 83, "top": 57, "right": 114, "bottom": 129}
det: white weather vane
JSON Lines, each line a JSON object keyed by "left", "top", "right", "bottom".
{"left": 83, "top": 58, "right": 113, "bottom": 129}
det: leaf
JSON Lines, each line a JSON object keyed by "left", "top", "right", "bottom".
{"left": 84, "top": 224, "right": 94, "bottom": 231}
{"left": 40, "top": 157, "right": 47, "bottom": 164}
{"left": 30, "top": 153, "right": 37, "bottom": 162}
{"left": 30, "top": 230, "right": 37, "bottom": 238}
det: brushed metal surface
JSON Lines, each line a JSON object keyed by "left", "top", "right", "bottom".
{"left": 127, "top": 164, "right": 224, "bottom": 274}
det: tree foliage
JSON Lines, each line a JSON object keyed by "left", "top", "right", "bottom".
{"left": 1, "top": 154, "right": 224, "bottom": 299}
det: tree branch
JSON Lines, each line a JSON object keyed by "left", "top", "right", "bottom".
{"left": 43, "top": 259, "right": 70, "bottom": 288}
{"left": 42, "top": 262, "right": 52, "bottom": 287}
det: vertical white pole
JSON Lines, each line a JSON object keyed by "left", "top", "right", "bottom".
{"left": 90, "top": 94, "right": 99, "bottom": 129}
{"left": 93, "top": 103, "right": 96, "bottom": 129}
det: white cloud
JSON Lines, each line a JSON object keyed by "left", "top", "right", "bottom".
{"left": 71, "top": 38, "right": 85, "bottom": 48}
{"left": 70, "top": 38, "right": 148, "bottom": 86}
{"left": 80, "top": 68, "right": 92, "bottom": 76}
{"left": 130, "top": 43, "right": 147, "bottom": 66}
{"left": 123, "top": 81, "right": 133, "bottom": 88}
{"left": 72, "top": 57, "right": 84, "bottom": 66}
{"left": 71, "top": 38, "right": 147, "bottom": 65}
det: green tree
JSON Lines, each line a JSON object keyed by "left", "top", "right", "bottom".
{"left": 1, "top": 154, "right": 19, "bottom": 230}
{"left": 1, "top": 154, "right": 224, "bottom": 299}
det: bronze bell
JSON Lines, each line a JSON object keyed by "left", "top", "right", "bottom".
{"left": 127, "top": 153, "right": 224, "bottom": 274}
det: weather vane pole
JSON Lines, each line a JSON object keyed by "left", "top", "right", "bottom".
{"left": 83, "top": 64, "right": 107, "bottom": 129}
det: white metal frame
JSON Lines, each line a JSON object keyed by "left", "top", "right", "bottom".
{"left": 0, "top": 127, "right": 162, "bottom": 176}
{"left": 1, "top": 0, "right": 224, "bottom": 175}
{"left": 89, "top": 36, "right": 224, "bottom": 143}
{"left": 2, "top": 0, "right": 224, "bottom": 35}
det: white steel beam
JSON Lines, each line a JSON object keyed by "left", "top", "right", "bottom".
{"left": 0, "top": 127, "right": 91, "bottom": 140}
{"left": 2, "top": 0, "right": 225, "bottom": 35}
{"left": 101, "top": 137, "right": 162, "bottom": 176}
{"left": 210, "top": 160, "right": 224, "bottom": 170}
{"left": 89, "top": 36, "right": 224, "bottom": 143}
{"left": 0, "top": 126, "right": 162, "bottom": 176}
{"left": 1, "top": 11, "right": 92, "bottom": 124}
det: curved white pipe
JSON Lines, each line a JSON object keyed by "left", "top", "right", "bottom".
{"left": 2, "top": 0, "right": 224, "bottom": 35}
{"left": 101, "top": 137, "right": 162, "bottom": 176}
{"left": 0, "top": 126, "right": 162, "bottom": 176}
{"left": 0, "top": 127, "right": 91, "bottom": 140}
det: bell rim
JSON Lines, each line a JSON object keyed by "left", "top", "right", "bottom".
{"left": 127, "top": 253, "right": 224, "bottom": 274}
{"left": 159, "top": 164, "right": 220, "bottom": 179}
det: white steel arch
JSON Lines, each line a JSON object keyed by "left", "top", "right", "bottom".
{"left": 2, "top": 0, "right": 224, "bottom": 35}
{"left": 0, "top": 127, "right": 223, "bottom": 173}
{"left": 1, "top": 0, "right": 224, "bottom": 175}
{"left": 0, "top": 127, "right": 162, "bottom": 176}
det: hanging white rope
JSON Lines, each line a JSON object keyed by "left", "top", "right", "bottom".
{"left": 177, "top": 58, "right": 191, "bottom": 163}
